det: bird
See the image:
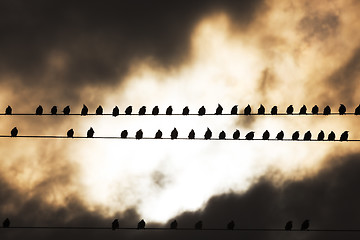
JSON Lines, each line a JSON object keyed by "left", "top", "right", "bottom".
{"left": 276, "top": 130, "right": 284, "bottom": 140}
{"left": 188, "top": 129, "right": 195, "bottom": 139}
{"left": 195, "top": 221, "right": 202, "bottom": 230}
{"left": 170, "top": 220, "right": 178, "bottom": 229}
{"left": 182, "top": 106, "right": 190, "bottom": 115}
{"left": 112, "top": 219, "right": 119, "bottom": 230}
{"left": 304, "top": 131, "right": 312, "bottom": 140}
{"left": 244, "top": 104, "right": 251, "bottom": 115}
{"left": 204, "top": 128, "right": 212, "bottom": 140}
{"left": 299, "top": 105, "right": 307, "bottom": 114}
{"left": 198, "top": 106, "right": 206, "bottom": 116}
{"left": 5, "top": 106, "right": 12, "bottom": 115}
{"left": 285, "top": 221, "right": 292, "bottom": 231}
{"left": 87, "top": 127, "right": 94, "bottom": 138}
{"left": 125, "top": 106, "right": 133, "bottom": 115}
{"left": 171, "top": 128, "right": 178, "bottom": 140}
{"left": 328, "top": 131, "right": 335, "bottom": 141}
{"left": 81, "top": 104, "right": 88, "bottom": 116}
{"left": 155, "top": 130, "right": 162, "bottom": 139}
{"left": 262, "top": 130, "right": 270, "bottom": 140}
{"left": 67, "top": 129, "right": 74, "bottom": 138}
{"left": 215, "top": 104, "right": 223, "bottom": 115}
{"left": 136, "top": 130, "right": 143, "bottom": 140}
{"left": 3, "top": 218, "right": 10, "bottom": 228}
{"left": 112, "top": 106, "right": 119, "bottom": 116}
{"left": 286, "top": 105, "right": 293, "bottom": 114}
{"left": 137, "top": 219, "right": 146, "bottom": 229}
{"left": 36, "top": 105, "right": 43, "bottom": 115}
{"left": 11, "top": 127, "right": 18, "bottom": 137}
{"left": 245, "top": 131, "right": 255, "bottom": 140}
{"left": 152, "top": 106, "right": 159, "bottom": 115}
{"left": 231, "top": 105, "right": 238, "bottom": 115}
{"left": 233, "top": 129, "right": 240, "bottom": 139}
{"left": 138, "top": 106, "right": 146, "bottom": 115}
{"left": 166, "top": 106, "right": 173, "bottom": 115}
{"left": 301, "top": 219, "right": 310, "bottom": 231}
{"left": 51, "top": 106, "right": 57, "bottom": 115}
{"left": 63, "top": 105, "right": 70, "bottom": 115}
{"left": 121, "top": 130, "right": 128, "bottom": 138}
{"left": 355, "top": 104, "right": 360, "bottom": 115}
{"left": 323, "top": 105, "right": 331, "bottom": 115}
{"left": 96, "top": 105, "right": 103, "bottom": 115}
{"left": 292, "top": 131, "right": 299, "bottom": 140}
{"left": 312, "top": 105, "right": 319, "bottom": 114}
{"left": 219, "top": 131, "right": 226, "bottom": 139}
{"left": 317, "top": 130, "right": 325, "bottom": 141}
{"left": 227, "top": 220, "right": 235, "bottom": 230}
{"left": 271, "top": 106, "right": 278, "bottom": 115}
{"left": 339, "top": 104, "right": 346, "bottom": 115}
{"left": 340, "top": 131, "right": 349, "bottom": 141}
{"left": 258, "top": 104, "right": 265, "bottom": 114}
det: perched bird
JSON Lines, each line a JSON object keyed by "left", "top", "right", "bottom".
{"left": 219, "top": 131, "right": 226, "bottom": 139}
{"left": 36, "top": 105, "right": 43, "bottom": 115}
{"left": 301, "top": 219, "right": 310, "bottom": 231}
{"left": 121, "top": 130, "right": 128, "bottom": 138}
{"left": 198, "top": 106, "right": 206, "bottom": 116}
{"left": 292, "top": 131, "right": 299, "bottom": 140}
{"left": 258, "top": 104, "right": 265, "bottom": 114}
{"left": 271, "top": 106, "right": 278, "bottom": 115}
{"left": 231, "top": 105, "right": 238, "bottom": 115}
{"left": 340, "top": 131, "right": 349, "bottom": 141}
{"left": 227, "top": 220, "right": 235, "bottom": 230}
{"left": 137, "top": 219, "right": 146, "bottom": 229}
{"left": 182, "top": 106, "right": 190, "bottom": 115}
{"left": 81, "top": 104, "right": 88, "bottom": 116}
{"left": 285, "top": 221, "right": 292, "bottom": 231}
{"left": 155, "top": 130, "right": 162, "bottom": 139}
{"left": 195, "top": 221, "right": 203, "bottom": 230}
{"left": 152, "top": 106, "right": 159, "bottom": 115}
{"left": 299, "top": 105, "right": 307, "bottom": 114}
{"left": 244, "top": 104, "right": 251, "bottom": 115}
{"left": 166, "top": 106, "right": 173, "bottom": 115}
{"left": 188, "top": 129, "right": 195, "bottom": 139}
{"left": 96, "top": 105, "right": 103, "bottom": 115}
{"left": 339, "top": 104, "right": 346, "bottom": 115}
{"left": 245, "top": 131, "right": 255, "bottom": 140}
{"left": 11, "top": 127, "right": 18, "bottom": 137}
{"left": 136, "top": 130, "right": 143, "bottom": 140}
{"left": 276, "top": 130, "right": 284, "bottom": 140}
{"left": 125, "top": 106, "right": 133, "bottom": 115}
{"left": 328, "top": 131, "right": 335, "bottom": 141}
{"left": 51, "top": 106, "right": 57, "bottom": 115}
{"left": 233, "top": 129, "right": 240, "bottom": 139}
{"left": 312, "top": 105, "right": 319, "bottom": 114}
{"left": 317, "top": 130, "right": 325, "bottom": 141}
{"left": 355, "top": 104, "right": 360, "bottom": 115}
{"left": 286, "top": 105, "right": 293, "bottom": 114}
{"left": 87, "top": 127, "right": 94, "bottom": 138}
{"left": 204, "top": 128, "right": 212, "bottom": 140}
{"left": 215, "top": 104, "right": 223, "bottom": 115}
{"left": 138, "top": 106, "right": 146, "bottom": 115}
{"left": 112, "top": 219, "right": 119, "bottom": 230}
{"left": 67, "top": 129, "right": 74, "bottom": 138}
{"left": 112, "top": 106, "right": 119, "bottom": 116}
{"left": 63, "top": 105, "right": 70, "bottom": 115}
{"left": 262, "top": 130, "right": 270, "bottom": 140}
{"left": 323, "top": 106, "right": 331, "bottom": 115}
{"left": 171, "top": 128, "right": 178, "bottom": 140}
{"left": 304, "top": 131, "right": 312, "bottom": 141}
{"left": 3, "top": 218, "right": 10, "bottom": 228}
{"left": 5, "top": 106, "right": 12, "bottom": 115}
{"left": 170, "top": 220, "right": 178, "bottom": 229}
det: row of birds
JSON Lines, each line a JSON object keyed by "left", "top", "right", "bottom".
{"left": 4, "top": 104, "right": 360, "bottom": 115}
{"left": 9, "top": 127, "right": 349, "bottom": 141}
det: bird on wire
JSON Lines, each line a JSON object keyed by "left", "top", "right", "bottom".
{"left": 155, "top": 130, "right": 162, "bottom": 139}
{"left": 285, "top": 221, "right": 292, "bottom": 231}
{"left": 139, "top": 106, "right": 146, "bottom": 115}
{"left": 276, "top": 130, "right": 284, "bottom": 140}
{"left": 166, "top": 106, "right": 173, "bottom": 115}
{"left": 121, "top": 130, "right": 128, "bottom": 138}
{"left": 328, "top": 131, "right": 335, "bottom": 141}
{"left": 245, "top": 131, "right": 255, "bottom": 140}
{"left": 299, "top": 105, "right": 307, "bottom": 114}
{"left": 244, "top": 104, "right": 251, "bottom": 115}
{"left": 312, "top": 105, "right": 319, "bottom": 114}
{"left": 171, "top": 128, "right": 178, "bottom": 140}
{"left": 292, "top": 131, "right": 299, "bottom": 140}
{"left": 198, "top": 106, "right": 206, "bottom": 116}
{"left": 36, "top": 105, "right": 43, "bottom": 115}
{"left": 112, "top": 219, "right": 119, "bottom": 230}
{"left": 286, "top": 105, "right": 293, "bottom": 114}
{"left": 170, "top": 220, "right": 178, "bottom": 229}
{"left": 112, "top": 106, "right": 119, "bottom": 116}
{"left": 355, "top": 104, "right": 360, "bottom": 115}
{"left": 340, "top": 131, "right": 349, "bottom": 141}
{"left": 182, "top": 106, "right": 190, "bottom": 115}
{"left": 271, "top": 106, "right": 278, "bottom": 115}
{"left": 81, "top": 104, "right": 88, "bottom": 116}
{"left": 304, "top": 131, "right": 312, "bottom": 141}
{"left": 87, "top": 127, "right": 94, "bottom": 138}
{"left": 137, "top": 219, "right": 146, "bottom": 229}
{"left": 125, "top": 106, "right": 133, "bottom": 115}
{"left": 231, "top": 105, "right": 238, "bottom": 115}
{"left": 233, "top": 129, "right": 240, "bottom": 139}
{"left": 188, "top": 129, "right": 195, "bottom": 139}
{"left": 96, "top": 105, "right": 103, "bottom": 115}
{"left": 227, "top": 220, "right": 235, "bottom": 230}
{"left": 67, "top": 129, "right": 74, "bottom": 138}
{"left": 219, "top": 131, "right": 226, "bottom": 139}
{"left": 63, "top": 105, "right": 70, "bottom": 115}
{"left": 215, "top": 104, "right": 223, "bottom": 115}
{"left": 317, "top": 130, "right": 325, "bottom": 141}
{"left": 152, "top": 106, "right": 159, "bottom": 115}
{"left": 339, "top": 104, "right": 346, "bottom": 115}
{"left": 301, "top": 219, "right": 310, "bottom": 231}
{"left": 5, "top": 105, "right": 12, "bottom": 115}
{"left": 11, "top": 127, "right": 18, "bottom": 137}
{"left": 195, "top": 221, "right": 203, "bottom": 230}
{"left": 204, "top": 128, "right": 212, "bottom": 140}
{"left": 51, "top": 106, "right": 57, "bottom": 115}
{"left": 262, "top": 130, "right": 270, "bottom": 140}
{"left": 323, "top": 105, "right": 331, "bottom": 115}
{"left": 3, "top": 218, "right": 10, "bottom": 228}
{"left": 258, "top": 104, "right": 265, "bottom": 114}
{"left": 136, "top": 130, "right": 143, "bottom": 140}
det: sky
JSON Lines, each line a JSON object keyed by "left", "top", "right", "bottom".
{"left": 1, "top": 0, "right": 360, "bottom": 239}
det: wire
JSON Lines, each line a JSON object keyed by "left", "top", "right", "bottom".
{"left": 0, "top": 113, "right": 359, "bottom": 116}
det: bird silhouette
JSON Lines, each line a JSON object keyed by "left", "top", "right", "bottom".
{"left": 152, "top": 106, "right": 159, "bottom": 115}
{"left": 11, "top": 127, "right": 18, "bottom": 137}
{"left": 304, "top": 131, "right": 312, "bottom": 141}
{"left": 262, "top": 130, "right": 270, "bottom": 140}
{"left": 182, "top": 106, "right": 190, "bottom": 115}
{"left": 292, "top": 131, "right": 299, "bottom": 140}
{"left": 323, "top": 105, "right": 331, "bottom": 115}
{"left": 215, "top": 104, "right": 223, "bottom": 115}
{"left": 219, "top": 131, "right": 226, "bottom": 139}
{"left": 312, "top": 105, "right": 319, "bottom": 114}
{"left": 301, "top": 219, "right": 310, "bottom": 231}
{"left": 340, "top": 131, "right": 349, "bottom": 141}
{"left": 198, "top": 106, "right": 206, "bottom": 116}
{"left": 171, "top": 128, "right": 178, "bottom": 140}
{"left": 285, "top": 221, "right": 292, "bottom": 231}
{"left": 81, "top": 104, "right": 88, "bottom": 116}
{"left": 355, "top": 104, "right": 360, "bottom": 115}
{"left": 299, "top": 105, "right": 307, "bottom": 114}
{"left": 271, "top": 106, "right": 278, "bottom": 115}
{"left": 188, "top": 129, "right": 195, "bottom": 139}
{"left": 204, "top": 128, "right": 212, "bottom": 139}
{"left": 137, "top": 219, "right": 146, "bottom": 229}
{"left": 5, "top": 106, "right": 12, "bottom": 115}
{"left": 3, "top": 218, "right": 10, "bottom": 228}
{"left": 63, "top": 105, "right": 70, "bottom": 115}
{"left": 244, "top": 104, "right": 251, "bottom": 115}
{"left": 112, "top": 106, "right": 119, "bottom": 116}
{"left": 227, "top": 220, "right": 235, "bottom": 230}
{"left": 317, "top": 130, "right": 325, "bottom": 141}
{"left": 170, "top": 220, "right": 178, "bottom": 229}
{"left": 166, "top": 106, "right": 173, "bottom": 115}
{"left": 87, "top": 127, "right": 94, "bottom": 138}
{"left": 121, "top": 130, "right": 128, "bottom": 138}
{"left": 112, "top": 219, "right": 119, "bottom": 230}
{"left": 339, "top": 104, "right": 346, "bottom": 115}
{"left": 276, "top": 130, "right": 284, "bottom": 140}
{"left": 328, "top": 131, "right": 335, "bottom": 141}
{"left": 233, "top": 129, "right": 240, "bottom": 139}
{"left": 96, "top": 105, "right": 103, "bottom": 115}
{"left": 136, "top": 130, "right": 143, "bottom": 140}
{"left": 231, "top": 105, "right": 238, "bottom": 115}
{"left": 258, "top": 104, "right": 265, "bottom": 114}
{"left": 139, "top": 106, "right": 146, "bottom": 115}
{"left": 36, "top": 105, "right": 43, "bottom": 115}
{"left": 51, "top": 106, "right": 57, "bottom": 115}
{"left": 155, "top": 130, "right": 162, "bottom": 139}
{"left": 195, "top": 221, "right": 202, "bottom": 230}
{"left": 67, "top": 129, "right": 74, "bottom": 138}
{"left": 245, "top": 131, "right": 255, "bottom": 140}
{"left": 286, "top": 105, "right": 293, "bottom": 114}
{"left": 125, "top": 106, "right": 133, "bottom": 115}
